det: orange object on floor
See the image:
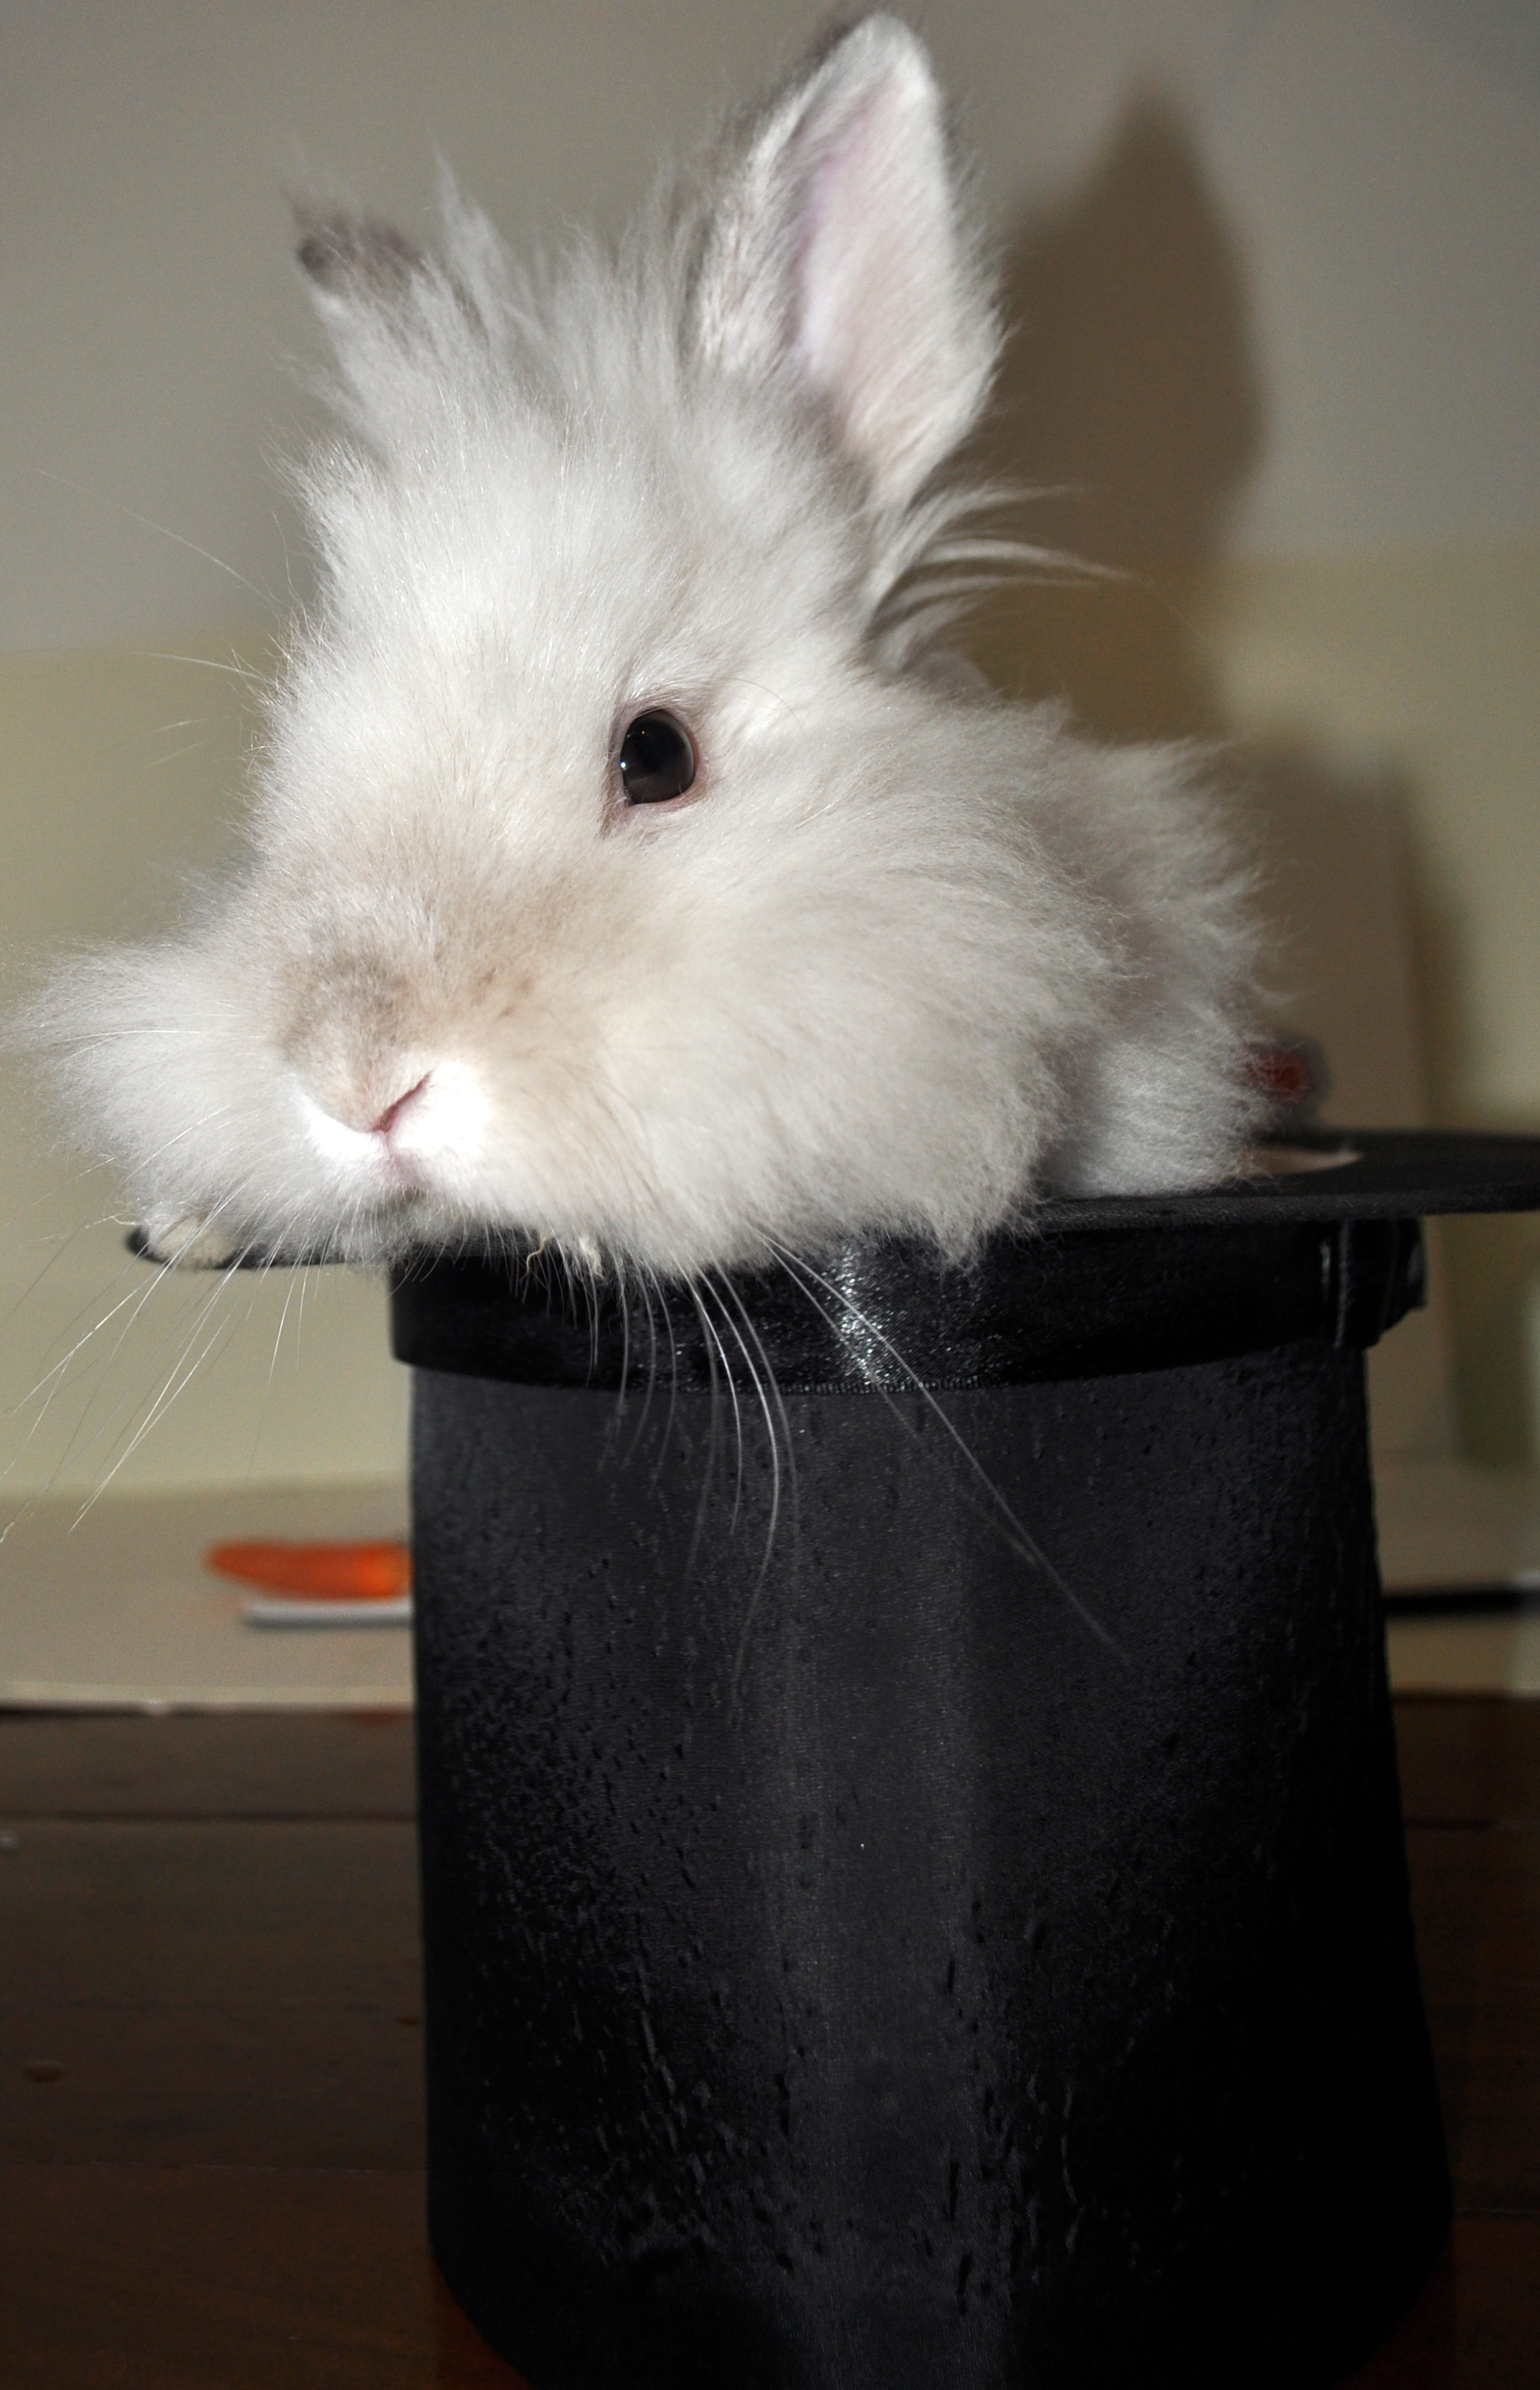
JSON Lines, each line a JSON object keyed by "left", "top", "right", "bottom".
{"left": 205, "top": 1540, "right": 412, "bottom": 1600}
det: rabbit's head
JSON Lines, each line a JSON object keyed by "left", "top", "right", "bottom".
{"left": 35, "top": 16, "right": 1255, "bottom": 1278}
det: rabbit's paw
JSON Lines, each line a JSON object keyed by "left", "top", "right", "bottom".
{"left": 137, "top": 1215, "right": 242, "bottom": 1268}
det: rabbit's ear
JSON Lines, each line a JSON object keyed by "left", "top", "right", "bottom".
{"left": 291, "top": 200, "right": 491, "bottom": 441}
{"left": 294, "top": 207, "right": 428, "bottom": 317}
{"left": 694, "top": 16, "right": 996, "bottom": 512}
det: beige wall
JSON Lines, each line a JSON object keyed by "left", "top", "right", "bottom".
{"left": 1202, "top": 544, "right": 1540, "bottom": 1462}
{"left": 3, "top": 2, "right": 1538, "bottom": 1490}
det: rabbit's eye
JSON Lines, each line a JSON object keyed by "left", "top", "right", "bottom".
{"left": 618, "top": 711, "right": 697, "bottom": 804}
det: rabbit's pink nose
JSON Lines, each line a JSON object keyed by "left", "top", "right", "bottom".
{"left": 371, "top": 1075, "right": 430, "bottom": 1140}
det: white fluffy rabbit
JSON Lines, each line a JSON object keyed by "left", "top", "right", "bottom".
{"left": 32, "top": 15, "right": 1259, "bottom": 1280}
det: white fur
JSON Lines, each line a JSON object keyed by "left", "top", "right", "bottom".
{"left": 27, "top": 17, "right": 1260, "bottom": 1279}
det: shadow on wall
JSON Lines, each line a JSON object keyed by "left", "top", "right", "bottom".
{"left": 954, "top": 98, "right": 1532, "bottom": 1464}
{"left": 961, "top": 96, "right": 1260, "bottom": 739}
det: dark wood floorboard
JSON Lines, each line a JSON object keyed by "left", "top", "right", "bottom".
{"left": 1, "top": 1696, "right": 1535, "bottom": 2385}
{"left": 0, "top": 2163, "right": 525, "bottom": 2389}
{"left": 3, "top": 1818, "right": 425, "bottom": 2169}
{"left": 1, "top": 1997, "right": 424, "bottom": 2167}
{"left": 0, "top": 1708, "right": 416, "bottom": 1818}
{"left": 6, "top": 1819, "right": 421, "bottom": 2008}
{"left": 1340, "top": 2220, "right": 1540, "bottom": 2390}
{"left": 1403, "top": 1823, "right": 1540, "bottom": 2214}
{"left": 1395, "top": 1694, "right": 1540, "bottom": 1827}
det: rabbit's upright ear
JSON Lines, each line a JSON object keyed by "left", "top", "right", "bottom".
{"left": 291, "top": 198, "right": 497, "bottom": 444}
{"left": 294, "top": 208, "right": 427, "bottom": 317}
{"left": 694, "top": 15, "right": 997, "bottom": 512}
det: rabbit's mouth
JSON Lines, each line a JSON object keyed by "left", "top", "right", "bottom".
{"left": 291, "top": 1058, "right": 490, "bottom": 1211}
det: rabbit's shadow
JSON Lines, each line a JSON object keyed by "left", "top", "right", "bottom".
{"left": 963, "top": 97, "right": 1535, "bottom": 1459}
{"left": 959, "top": 97, "right": 1263, "bottom": 742}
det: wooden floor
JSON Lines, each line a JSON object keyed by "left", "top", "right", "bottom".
{"left": 1, "top": 1699, "right": 1535, "bottom": 2387}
